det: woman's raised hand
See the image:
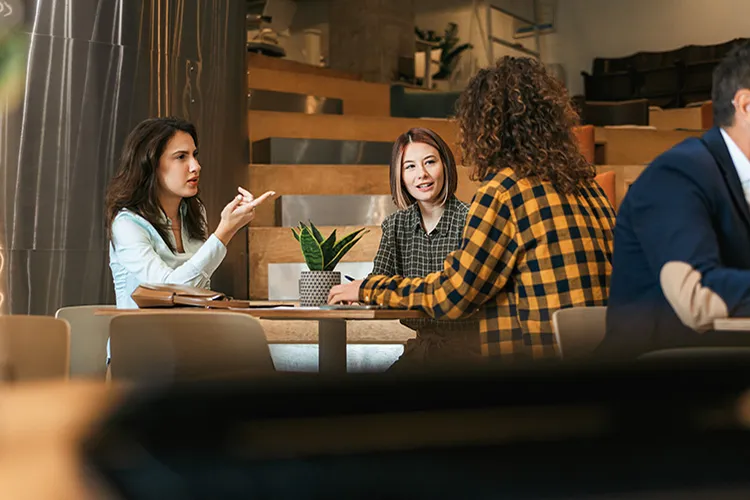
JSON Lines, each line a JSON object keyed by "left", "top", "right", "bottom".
{"left": 214, "top": 187, "right": 275, "bottom": 246}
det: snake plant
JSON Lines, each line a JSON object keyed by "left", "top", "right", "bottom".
{"left": 291, "top": 222, "right": 368, "bottom": 272}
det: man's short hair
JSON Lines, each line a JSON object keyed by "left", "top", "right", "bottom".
{"left": 712, "top": 41, "right": 750, "bottom": 127}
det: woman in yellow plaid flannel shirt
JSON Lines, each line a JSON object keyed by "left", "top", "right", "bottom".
{"left": 329, "top": 56, "right": 616, "bottom": 362}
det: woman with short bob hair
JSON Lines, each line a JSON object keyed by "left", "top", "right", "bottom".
{"left": 371, "top": 127, "right": 479, "bottom": 370}
{"left": 389, "top": 127, "right": 459, "bottom": 210}
{"left": 105, "top": 117, "right": 273, "bottom": 308}
{"left": 330, "top": 56, "right": 616, "bottom": 362}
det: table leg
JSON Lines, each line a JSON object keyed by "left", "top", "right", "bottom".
{"left": 318, "top": 319, "right": 347, "bottom": 374}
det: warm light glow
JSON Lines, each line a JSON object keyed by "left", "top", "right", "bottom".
{"left": 0, "top": 250, "right": 5, "bottom": 314}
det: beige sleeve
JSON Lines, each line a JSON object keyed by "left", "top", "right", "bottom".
{"left": 659, "top": 261, "right": 728, "bottom": 332}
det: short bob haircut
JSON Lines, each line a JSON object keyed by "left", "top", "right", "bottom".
{"left": 389, "top": 128, "right": 459, "bottom": 210}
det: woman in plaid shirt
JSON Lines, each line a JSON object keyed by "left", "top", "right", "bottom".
{"left": 372, "top": 128, "right": 480, "bottom": 371}
{"left": 329, "top": 57, "right": 616, "bottom": 362}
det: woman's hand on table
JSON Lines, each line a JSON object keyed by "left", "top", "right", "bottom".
{"left": 328, "top": 280, "right": 364, "bottom": 304}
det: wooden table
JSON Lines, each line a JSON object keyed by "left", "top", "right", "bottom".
{"left": 714, "top": 318, "right": 750, "bottom": 331}
{"left": 97, "top": 307, "right": 426, "bottom": 374}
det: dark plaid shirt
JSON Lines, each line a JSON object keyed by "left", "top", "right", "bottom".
{"left": 362, "top": 167, "right": 616, "bottom": 360}
{"left": 371, "top": 196, "right": 477, "bottom": 332}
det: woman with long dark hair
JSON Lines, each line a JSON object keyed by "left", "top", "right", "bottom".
{"left": 105, "top": 117, "right": 273, "bottom": 308}
{"left": 329, "top": 57, "right": 615, "bottom": 363}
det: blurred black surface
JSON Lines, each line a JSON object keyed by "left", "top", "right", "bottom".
{"left": 84, "top": 358, "right": 750, "bottom": 499}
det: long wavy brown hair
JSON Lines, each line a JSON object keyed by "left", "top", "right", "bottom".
{"left": 105, "top": 117, "right": 208, "bottom": 252}
{"left": 455, "top": 56, "right": 594, "bottom": 192}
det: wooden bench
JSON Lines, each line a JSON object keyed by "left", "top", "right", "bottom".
{"left": 595, "top": 127, "right": 702, "bottom": 165}
{"left": 649, "top": 101, "right": 713, "bottom": 130}
{"left": 247, "top": 164, "right": 479, "bottom": 226}
{"left": 248, "top": 67, "right": 390, "bottom": 116}
{"left": 248, "top": 52, "right": 362, "bottom": 80}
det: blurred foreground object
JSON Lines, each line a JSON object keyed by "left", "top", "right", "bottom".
{"left": 84, "top": 357, "right": 750, "bottom": 499}
{"left": 0, "top": 0, "right": 25, "bottom": 107}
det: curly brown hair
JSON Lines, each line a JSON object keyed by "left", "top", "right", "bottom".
{"left": 455, "top": 56, "right": 595, "bottom": 193}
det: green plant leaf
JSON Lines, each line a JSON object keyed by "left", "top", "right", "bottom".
{"left": 445, "top": 22, "right": 458, "bottom": 37}
{"left": 325, "top": 232, "right": 368, "bottom": 271}
{"left": 320, "top": 229, "right": 337, "bottom": 267}
{"left": 309, "top": 221, "right": 325, "bottom": 244}
{"left": 446, "top": 43, "right": 472, "bottom": 62}
{"left": 332, "top": 227, "right": 368, "bottom": 256}
{"left": 291, "top": 227, "right": 300, "bottom": 242}
{"left": 299, "top": 225, "right": 324, "bottom": 271}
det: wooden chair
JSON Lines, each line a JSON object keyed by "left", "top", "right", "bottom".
{"left": 108, "top": 311, "right": 275, "bottom": 383}
{"left": 0, "top": 315, "right": 70, "bottom": 381}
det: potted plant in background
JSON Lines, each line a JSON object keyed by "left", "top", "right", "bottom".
{"left": 415, "top": 22, "right": 473, "bottom": 89}
{"left": 292, "top": 222, "right": 369, "bottom": 307}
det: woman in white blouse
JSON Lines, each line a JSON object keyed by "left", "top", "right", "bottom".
{"left": 105, "top": 117, "right": 274, "bottom": 308}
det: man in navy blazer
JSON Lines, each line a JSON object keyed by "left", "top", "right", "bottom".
{"left": 600, "top": 42, "right": 750, "bottom": 357}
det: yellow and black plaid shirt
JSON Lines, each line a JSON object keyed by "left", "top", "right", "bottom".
{"left": 360, "top": 167, "right": 616, "bottom": 360}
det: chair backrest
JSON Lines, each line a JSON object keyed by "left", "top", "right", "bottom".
{"left": 0, "top": 315, "right": 70, "bottom": 381}
{"left": 573, "top": 124, "right": 595, "bottom": 164}
{"left": 108, "top": 312, "right": 275, "bottom": 383}
{"left": 55, "top": 305, "right": 114, "bottom": 379}
{"left": 594, "top": 171, "right": 617, "bottom": 207}
{"left": 552, "top": 306, "right": 607, "bottom": 360}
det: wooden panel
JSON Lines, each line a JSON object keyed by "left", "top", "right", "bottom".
{"left": 248, "top": 67, "right": 389, "bottom": 116}
{"left": 248, "top": 111, "right": 460, "bottom": 146}
{"left": 596, "top": 165, "right": 647, "bottom": 209}
{"left": 456, "top": 166, "right": 481, "bottom": 204}
{"left": 701, "top": 101, "right": 714, "bottom": 130}
{"left": 649, "top": 103, "right": 713, "bottom": 130}
{"left": 100, "top": 306, "right": 424, "bottom": 320}
{"left": 247, "top": 164, "right": 480, "bottom": 226}
{"left": 249, "top": 225, "right": 383, "bottom": 299}
{"left": 248, "top": 113, "right": 595, "bottom": 167}
{"left": 248, "top": 165, "right": 389, "bottom": 226}
{"left": 595, "top": 127, "right": 702, "bottom": 165}
{"left": 247, "top": 52, "right": 362, "bottom": 80}
{"left": 575, "top": 125, "right": 595, "bottom": 164}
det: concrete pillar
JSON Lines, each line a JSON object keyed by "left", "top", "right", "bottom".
{"left": 328, "top": 0, "right": 415, "bottom": 83}
{"left": 1, "top": 0, "right": 249, "bottom": 314}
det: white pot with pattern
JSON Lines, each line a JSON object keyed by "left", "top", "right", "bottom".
{"left": 299, "top": 270, "right": 341, "bottom": 307}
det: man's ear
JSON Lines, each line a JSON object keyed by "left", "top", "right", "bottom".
{"left": 734, "top": 89, "right": 750, "bottom": 118}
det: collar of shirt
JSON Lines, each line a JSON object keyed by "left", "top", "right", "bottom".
{"left": 158, "top": 200, "right": 188, "bottom": 228}
{"left": 720, "top": 128, "right": 750, "bottom": 201}
{"left": 408, "top": 196, "right": 457, "bottom": 236}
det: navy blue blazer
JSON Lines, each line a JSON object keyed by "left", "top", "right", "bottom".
{"left": 600, "top": 127, "right": 750, "bottom": 357}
